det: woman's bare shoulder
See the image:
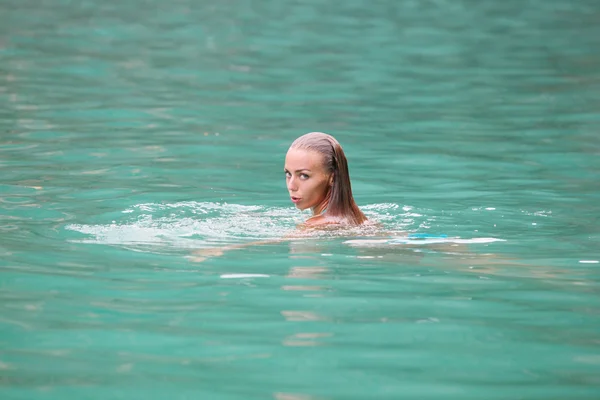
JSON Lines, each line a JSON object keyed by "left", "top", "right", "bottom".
{"left": 304, "top": 215, "right": 331, "bottom": 226}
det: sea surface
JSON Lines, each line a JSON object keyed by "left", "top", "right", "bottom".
{"left": 1, "top": 0, "right": 599, "bottom": 399}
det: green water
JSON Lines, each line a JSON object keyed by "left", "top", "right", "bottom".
{"left": 1, "top": 0, "right": 600, "bottom": 399}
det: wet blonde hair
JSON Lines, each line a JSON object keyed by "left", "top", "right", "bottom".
{"left": 290, "top": 132, "right": 367, "bottom": 225}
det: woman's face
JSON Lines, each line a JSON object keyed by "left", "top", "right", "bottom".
{"left": 284, "top": 148, "right": 332, "bottom": 212}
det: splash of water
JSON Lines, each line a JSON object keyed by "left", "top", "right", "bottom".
{"left": 65, "top": 202, "right": 422, "bottom": 251}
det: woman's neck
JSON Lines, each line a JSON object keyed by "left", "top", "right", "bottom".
{"left": 311, "top": 199, "right": 329, "bottom": 216}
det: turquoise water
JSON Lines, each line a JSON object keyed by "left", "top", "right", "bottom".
{"left": 2, "top": 0, "right": 600, "bottom": 398}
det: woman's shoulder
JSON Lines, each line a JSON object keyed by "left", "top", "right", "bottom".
{"left": 304, "top": 215, "right": 335, "bottom": 227}
{"left": 303, "top": 215, "right": 367, "bottom": 228}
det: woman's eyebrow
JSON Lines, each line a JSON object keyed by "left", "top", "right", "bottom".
{"left": 284, "top": 168, "right": 311, "bottom": 173}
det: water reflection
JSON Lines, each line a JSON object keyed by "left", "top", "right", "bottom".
{"left": 280, "top": 311, "right": 327, "bottom": 322}
{"left": 274, "top": 393, "right": 323, "bottom": 400}
{"left": 282, "top": 332, "right": 333, "bottom": 348}
{"left": 282, "top": 266, "right": 328, "bottom": 293}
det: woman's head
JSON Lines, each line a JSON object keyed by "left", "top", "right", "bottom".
{"left": 284, "top": 132, "right": 366, "bottom": 225}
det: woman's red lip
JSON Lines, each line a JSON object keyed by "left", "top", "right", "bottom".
{"left": 291, "top": 197, "right": 301, "bottom": 203}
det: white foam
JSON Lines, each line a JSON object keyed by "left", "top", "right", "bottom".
{"left": 220, "top": 274, "right": 270, "bottom": 279}
{"left": 67, "top": 201, "right": 489, "bottom": 254}
{"left": 345, "top": 237, "right": 506, "bottom": 246}
{"left": 579, "top": 260, "right": 599, "bottom": 264}
{"left": 66, "top": 202, "right": 301, "bottom": 248}
{"left": 65, "top": 201, "right": 422, "bottom": 250}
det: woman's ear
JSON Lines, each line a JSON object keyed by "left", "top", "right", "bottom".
{"left": 329, "top": 173, "right": 334, "bottom": 186}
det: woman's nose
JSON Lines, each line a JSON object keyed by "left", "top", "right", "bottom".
{"left": 287, "top": 177, "right": 297, "bottom": 191}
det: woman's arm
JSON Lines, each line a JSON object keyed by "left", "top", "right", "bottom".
{"left": 189, "top": 238, "right": 286, "bottom": 262}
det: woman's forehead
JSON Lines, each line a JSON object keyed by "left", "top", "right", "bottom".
{"left": 285, "top": 149, "right": 325, "bottom": 169}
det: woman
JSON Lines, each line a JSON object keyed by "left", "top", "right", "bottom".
{"left": 194, "top": 133, "right": 503, "bottom": 265}
{"left": 191, "top": 132, "right": 367, "bottom": 262}
{"left": 285, "top": 132, "right": 367, "bottom": 227}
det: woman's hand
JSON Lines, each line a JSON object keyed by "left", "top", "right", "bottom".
{"left": 189, "top": 247, "right": 225, "bottom": 262}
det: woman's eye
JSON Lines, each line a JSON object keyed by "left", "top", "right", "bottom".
{"left": 300, "top": 174, "right": 309, "bottom": 179}
{"left": 285, "top": 171, "right": 291, "bottom": 178}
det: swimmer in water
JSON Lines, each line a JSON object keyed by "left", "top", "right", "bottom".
{"left": 285, "top": 132, "right": 367, "bottom": 227}
{"left": 192, "top": 132, "right": 507, "bottom": 269}
{"left": 191, "top": 132, "right": 501, "bottom": 264}
{"left": 191, "top": 132, "right": 368, "bottom": 261}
